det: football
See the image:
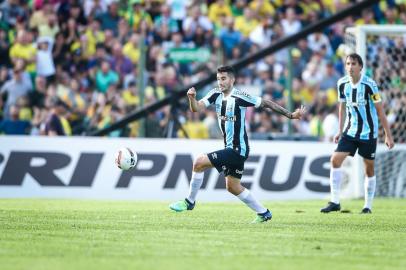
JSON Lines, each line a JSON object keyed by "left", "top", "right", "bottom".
{"left": 115, "top": 147, "right": 137, "bottom": 170}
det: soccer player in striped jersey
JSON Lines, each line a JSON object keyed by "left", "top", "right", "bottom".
{"left": 169, "top": 65, "right": 306, "bottom": 223}
{"left": 321, "top": 53, "right": 394, "bottom": 214}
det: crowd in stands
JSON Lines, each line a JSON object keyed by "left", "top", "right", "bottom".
{"left": 0, "top": 0, "right": 405, "bottom": 142}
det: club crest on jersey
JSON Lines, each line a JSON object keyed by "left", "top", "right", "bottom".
{"left": 371, "top": 93, "right": 381, "bottom": 102}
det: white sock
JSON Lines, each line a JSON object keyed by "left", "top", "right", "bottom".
{"left": 237, "top": 189, "right": 267, "bottom": 214}
{"left": 364, "top": 176, "right": 376, "bottom": 210}
{"left": 330, "top": 168, "right": 342, "bottom": 204}
{"left": 186, "top": 171, "right": 204, "bottom": 203}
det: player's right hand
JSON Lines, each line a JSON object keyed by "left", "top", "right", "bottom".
{"left": 187, "top": 87, "right": 196, "bottom": 99}
{"left": 333, "top": 133, "right": 342, "bottom": 144}
{"left": 385, "top": 134, "right": 394, "bottom": 149}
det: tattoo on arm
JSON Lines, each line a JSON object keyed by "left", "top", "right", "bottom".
{"left": 261, "top": 99, "right": 292, "bottom": 119}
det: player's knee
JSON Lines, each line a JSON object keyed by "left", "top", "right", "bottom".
{"left": 363, "top": 158, "right": 375, "bottom": 176}
{"left": 330, "top": 155, "right": 342, "bottom": 168}
{"left": 192, "top": 155, "right": 206, "bottom": 172}
{"left": 226, "top": 181, "right": 240, "bottom": 195}
{"left": 365, "top": 164, "right": 375, "bottom": 177}
{"left": 226, "top": 182, "right": 237, "bottom": 195}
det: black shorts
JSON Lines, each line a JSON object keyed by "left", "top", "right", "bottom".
{"left": 335, "top": 135, "right": 377, "bottom": 160}
{"left": 207, "top": 148, "right": 247, "bottom": 179}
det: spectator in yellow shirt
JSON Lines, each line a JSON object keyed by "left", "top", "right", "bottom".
{"left": 123, "top": 33, "right": 141, "bottom": 64}
{"left": 38, "top": 14, "right": 60, "bottom": 39}
{"left": 121, "top": 81, "right": 140, "bottom": 107}
{"left": 178, "top": 111, "right": 209, "bottom": 139}
{"left": 208, "top": 0, "right": 232, "bottom": 23}
{"left": 249, "top": 0, "right": 275, "bottom": 19}
{"left": 234, "top": 8, "right": 260, "bottom": 37}
{"left": 299, "top": 0, "right": 323, "bottom": 19}
{"left": 355, "top": 9, "right": 376, "bottom": 25}
{"left": 126, "top": 1, "right": 153, "bottom": 32}
{"left": 322, "top": 0, "right": 349, "bottom": 14}
{"left": 9, "top": 30, "right": 37, "bottom": 74}
{"left": 84, "top": 19, "right": 105, "bottom": 57}
{"left": 145, "top": 73, "right": 166, "bottom": 101}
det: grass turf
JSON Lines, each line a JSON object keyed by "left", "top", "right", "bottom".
{"left": 0, "top": 199, "right": 405, "bottom": 270}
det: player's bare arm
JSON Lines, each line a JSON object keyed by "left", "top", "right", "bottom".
{"left": 375, "top": 102, "right": 395, "bottom": 149}
{"left": 334, "top": 102, "right": 346, "bottom": 143}
{"left": 187, "top": 87, "right": 205, "bottom": 112}
{"left": 260, "top": 99, "right": 306, "bottom": 119}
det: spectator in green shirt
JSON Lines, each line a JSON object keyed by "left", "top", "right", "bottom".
{"left": 95, "top": 60, "right": 119, "bottom": 93}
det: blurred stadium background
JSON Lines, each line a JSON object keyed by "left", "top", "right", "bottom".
{"left": 0, "top": 0, "right": 406, "bottom": 269}
{"left": 0, "top": 0, "right": 405, "bottom": 142}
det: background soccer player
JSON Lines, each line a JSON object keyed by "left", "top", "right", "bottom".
{"left": 321, "top": 53, "right": 395, "bottom": 214}
{"left": 169, "top": 66, "right": 306, "bottom": 223}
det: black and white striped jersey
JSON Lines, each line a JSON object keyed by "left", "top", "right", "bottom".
{"left": 337, "top": 75, "right": 382, "bottom": 141}
{"left": 201, "top": 88, "right": 262, "bottom": 158}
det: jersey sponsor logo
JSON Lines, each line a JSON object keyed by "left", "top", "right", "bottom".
{"left": 217, "top": 114, "right": 236, "bottom": 122}
{"left": 347, "top": 92, "right": 367, "bottom": 107}
{"left": 235, "top": 169, "right": 243, "bottom": 175}
{"left": 348, "top": 101, "right": 366, "bottom": 107}
{"left": 233, "top": 90, "right": 251, "bottom": 98}
{"left": 371, "top": 93, "right": 381, "bottom": 102}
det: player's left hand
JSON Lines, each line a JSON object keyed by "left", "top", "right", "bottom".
{"left": 385, "top": 135, "right": 394, "bottom": 149}
{"left": 291, "top": 105, "right": 306, "bottom": 119}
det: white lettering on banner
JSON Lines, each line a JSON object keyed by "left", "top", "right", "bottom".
{"left": 0, "top": 136, "right": 366, "bottom": 201}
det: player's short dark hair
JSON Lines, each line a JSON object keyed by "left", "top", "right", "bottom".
{"left": 217, "top": 66, "right": 235, "bottom": 77}
{"left": 345, "top": 53, "right": 363, "bottom": 68}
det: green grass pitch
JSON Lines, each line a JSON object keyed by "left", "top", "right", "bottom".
{"left": 0, "top": 199, "right": 405, "bottom": 270}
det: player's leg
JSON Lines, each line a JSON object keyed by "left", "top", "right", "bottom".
{"left": 361, "top": 159, "right": 375, "bottom": 213}
{"left": 321, "top": 136, "right": 356, "bottom": 213}
{"left": 225, "top": 175, "right": 272, "bottom": 223}
{"left": 359, "top": 140, "right": 377, "bottom": 214}
{"left": 330, "top": 151, "right": 350, "bottom": 203}
{"left": 169, "top": 153, "right": 214, "bottom": 212}
{"left": 186, "top": 154, "right": 213, "bottom": 203}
